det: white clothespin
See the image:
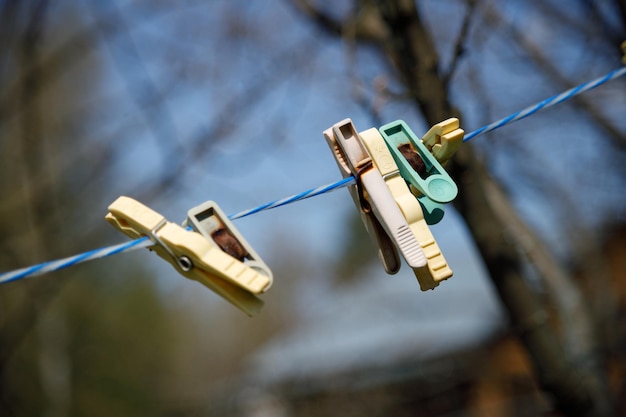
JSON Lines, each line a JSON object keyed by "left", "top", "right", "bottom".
{"left": 323, "top": 118, "right": 427, "bottom": 275}
{"left": 359, "top": 128, "right": 453, "bottom": 290}
{"left": 106, "top": 196, "right": 272, "bottom": 316}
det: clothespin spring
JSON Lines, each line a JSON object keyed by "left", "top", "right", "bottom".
{"left": 149, "top": 219, "right": 193, "bottom": 272}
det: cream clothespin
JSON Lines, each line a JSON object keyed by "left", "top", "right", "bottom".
{"left": 106, "top": 196, "right": 272, "bottom": 316}
{"left": 421, "top": 118, "right": 464, "bottom": 165}
{"left": 324, "top": 119, "right": 427, "bottom": 275}
{"left": 359, "top": 128, "right": 453, "bottom": 290}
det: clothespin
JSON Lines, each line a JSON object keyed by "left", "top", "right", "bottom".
{"left": 622, "top": 40, "right": 626, "bottom": 65}
{"left": 359, "top": 128, "right": 453, "bottom": 290}
{"left": 106, "top": 196, "right": 272, "bottom": 316}
{"left": 420, "top": 118, "right": 464, "bottom": 166}
{"left": 380, "top": 120, "right": 460, "bottom": 225}
{"left": 323, "top": 119, "right": 427, "bottom": 275}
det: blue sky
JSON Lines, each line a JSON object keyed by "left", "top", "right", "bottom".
{"left": 7, "top": 0, "right": 624, "bottom": 374}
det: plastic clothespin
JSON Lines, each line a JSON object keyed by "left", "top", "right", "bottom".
{"left": 359, "top": 128, "right": 453, "bottom": 290}
{"left": 106, "top": 196, "right": 272, "bottom": 316}
{"left": 421, "top": 118, "right": 464, "bottom": 166}
{"left": 324, "top": 119, "right": 427, "bottom": 275}
{"left": 622, "top": 40, "right": 626, "bottom": 65}
{"left": 380, "top": 120, "right": 459, "bottom": 225}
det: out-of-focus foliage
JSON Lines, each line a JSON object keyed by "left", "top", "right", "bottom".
{"left": 2, "top": 269, "right": 180, "bottom": 417}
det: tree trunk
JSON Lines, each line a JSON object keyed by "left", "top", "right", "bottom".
{"left": 376, "top": 2, "right": 614, "bottom": 415}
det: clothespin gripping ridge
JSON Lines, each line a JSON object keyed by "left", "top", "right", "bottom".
{"left": 331, "top": 119, "right": 427, "bottom": 270}
{"left": 324, "top": 119, "right": 427, "bottom": 274}
{"left": 359, "top": 128, "right": 453, "bottom": 290}
{"left": 324, "top": 121, "right": 401, "bottom": 274}
{"left": 106, "top": 196, "right": 272, "bottom": 316}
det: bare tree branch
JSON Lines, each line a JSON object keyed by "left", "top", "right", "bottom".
{"left": 481, "top": 3, "right": 626, "bottom": 150}
{"left": 289, "top": 0, "right": 343, "bottom": 37}
{"left": 90, "top": 0, "right": 186, "bottom": 173}
{"left": 289, "top": 0, "right": 388, "bottom": 43}
{"left": 442, "top": 0, "right": 477, "bottom": 90}
{"left": 292, "top": 1, "right": 616, "bottom": 415}
{"left": 0, "top": 2, "right": 207, "bottom": 123}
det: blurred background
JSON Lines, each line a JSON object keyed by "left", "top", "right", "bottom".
{"left": 0, "top": 1, "right": 625, "bottom": 416}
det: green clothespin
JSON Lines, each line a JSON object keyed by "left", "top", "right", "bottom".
{"left": 379, "top": 120, "right": 458, "bottom": 224}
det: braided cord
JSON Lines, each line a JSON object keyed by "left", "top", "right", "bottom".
{"left": 1, "top": 66, "right": 624, "bottom": 284}
{"left": 464, "top": 66, "right": 626, "bottom": 141}
{"left": 0, "top": 177, "right": 355, "bottom": 284}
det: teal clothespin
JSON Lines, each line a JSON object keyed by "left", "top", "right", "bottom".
{"left": 379, "top": 120, "right": 458, "bottom": 225}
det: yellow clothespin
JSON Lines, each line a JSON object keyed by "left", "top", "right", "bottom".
{"left": 622, "top": 40, "right": 626, "bottom": 65}
{"left": 359, "top": 128, "right": 453, "bottom": 290}
{"left": 420, "top": 118, "right": 464, "bottom": 166}
{"left": 324, "top": 119, "right": 427, "bottom": 275}
{"left": 106, "top": 196, "right": 272, "bottom": 316}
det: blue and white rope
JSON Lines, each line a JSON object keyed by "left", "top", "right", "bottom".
{"left": 464, "top": 66, "right": 626, "bottom": 141}
{"left": 1, "top": 66, "right": 624, "bottom": 284}
{"left": 0, "top": 177, "right": 356, "bottom": 284}
{"left": 0, "top": 238, "right": 152, "bottom": 284}
{"left": 228, "top": 176, "right": 355, "bottom": 220}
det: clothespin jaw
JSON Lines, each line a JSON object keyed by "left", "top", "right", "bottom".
{"left": 359, "top": 128, "right": 453, "bottom": 290}
{"left": 420, "top": 118, "right": 464, "bottom": 166}
{"left": 324, "top": 119, "right": 427, "bottom": 274}
{"left": 184, "top": 200, "right": 273, "bottom": 282}
{"left": 106, "top": 196, "right": 272, "bottom": 316}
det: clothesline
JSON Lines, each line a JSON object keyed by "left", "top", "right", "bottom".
{"left": 1, "top": 65, "right": 625, "bottom": 285}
